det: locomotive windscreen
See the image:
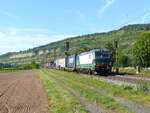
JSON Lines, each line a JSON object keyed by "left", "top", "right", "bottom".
{"left": 95, "top": 51, "right": 110, "bottom": 59}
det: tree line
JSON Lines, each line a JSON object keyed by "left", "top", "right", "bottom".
{"left": 105, "top": 32, "right": 150, "bottom": 68}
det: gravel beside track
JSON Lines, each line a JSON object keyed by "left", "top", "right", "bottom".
{"left": 115, "top": 75, "right": 150, "bottom": 81}
{"left": 78, "top": 73, "right": 150, "bottom": 88}
{"left": 98, "top": 77, "right": 137, "bottom": 87}
{"left": 0, "top": 71, "right": 48, "bottom": 113}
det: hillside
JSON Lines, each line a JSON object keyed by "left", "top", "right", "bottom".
{"left": 0, "top": 23, "right": 150, "bottom": 65}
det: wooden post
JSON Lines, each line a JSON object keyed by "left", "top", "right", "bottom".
{"left": 53, "top": 48, "right": 56, "bottom": 61}
{"left": 114, "top": 41, "right": 119, "bottom": 73}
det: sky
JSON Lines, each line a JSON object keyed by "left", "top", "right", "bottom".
{"left": 0, "top": 0, "right": 150, "bottom": 55}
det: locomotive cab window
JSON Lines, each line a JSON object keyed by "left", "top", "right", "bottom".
{"left": 95, "top": 52, "right": 109, "bottom": 59}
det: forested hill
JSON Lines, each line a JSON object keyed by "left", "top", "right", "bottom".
{"left": 0, "top": 23, "right": 150, "bottom": 65}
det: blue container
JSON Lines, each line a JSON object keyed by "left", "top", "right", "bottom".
{"left": 48, "top": 62, "right": 52, "bottom": 67}
{"left": 67, "top": 54, "right": 76, "bottom": 68}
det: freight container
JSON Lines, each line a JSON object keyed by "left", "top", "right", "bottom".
{"left": 43, "top": 63, "right": 49, "bottom": 68}
{"left": 48, "top": 62, "right": 55, "bottom": 68}
{"left": 55, "top": 58, "right": 66, "bottom": 69}
{"left": 48, "top": 62, "right": 51, "bottom": 67}
{"left": 66, "top": 54, "right": 77, "bottom": 68}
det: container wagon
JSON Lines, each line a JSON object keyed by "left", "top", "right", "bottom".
{"left": 66, "top": 54, "right": 77, "bottom": 71}
{"left": 55, "top": 58, "right": 66, "bottom": 70}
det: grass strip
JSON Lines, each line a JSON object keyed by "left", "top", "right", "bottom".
{"left": 119, "top": 68, "right": 150, "bottom": 76}
{"left": 0, "top": 68, "right": 32, "bottom": 72}
{"left": 44, "top": 69, "right": 134, "bottom": 113}
{"left": 37, "top": 70, "right": 88, "bottom": 113}
{"left": 48, "top": 69, "right": 150, "bottom": 108}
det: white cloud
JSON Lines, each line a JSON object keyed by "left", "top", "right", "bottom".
{"left": 8, "top": 27, "right": 51, "bottom": 35}
{"left": 98, "top": 0, "right": 116, "bottom": 17}
{"left": 0, "top": 32, "right": 6, "bottom": 38}
{"left": 0, "top": 10, "right": 19, "bottom": 20}
{"left": 142, "top": 12, "right": 150, "bottom": 23}
{"left": 78, "top": 11, "right": 87, "bottom": 24}
{"left": 0, "top": 28, "right": 75, "bottom": 55}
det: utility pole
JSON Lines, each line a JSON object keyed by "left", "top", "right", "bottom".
{"left": 65, "top": 41, "right": 70, "bottom": 67}
{"left": 65, "top": 41, "right": 69, "bottom": 56}
{"left": 114, "top": 40, "right": 119, "bottom": 73}
{"left": 53, "top": 48, "right": 56, "bottom": 61}
{"left": 46, "top": 54, "right": 48, "bottom": 63}
{"left": 65, "top": 42, "right": 69, "bottom": 54}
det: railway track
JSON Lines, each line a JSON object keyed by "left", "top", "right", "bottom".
{"left": 114, "top": 74, "right": 150, "bottom": 81}
{"left": 76, "top": 72, "right": 150, "bottom": 88}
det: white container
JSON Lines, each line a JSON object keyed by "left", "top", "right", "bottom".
{"left": 55, "top": 58, "right": 66, "bottom": 68}
{"left": 78, "top": 52, "right": 94, "bottom": 65}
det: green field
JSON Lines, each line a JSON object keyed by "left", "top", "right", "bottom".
{"left": 38, "top": 70, "right": 88, "bottom": 113}
{"left": 37, "top": 69, "right": 150, "bottom": 113}
{"left": 46, "top": 69, "right": 150, "bottom": 107}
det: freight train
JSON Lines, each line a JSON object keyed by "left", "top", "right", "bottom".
{"left": 42, "top": 48, "right": 112, "bottom": 74}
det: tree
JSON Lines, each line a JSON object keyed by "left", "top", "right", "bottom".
{"left": 75, "top": 46, "right": 92, "bottom": 54}
{"left": 118, "top": 53, "right": 129, "bottom": 67}
{"left": 31, "top": 61, "right": 39, "bottom": 69}
{"left": 133, "top": 32, "right": 150, "bottom": 67}
{"left": 104, "top": 42, "right": 116, "bottom": 66}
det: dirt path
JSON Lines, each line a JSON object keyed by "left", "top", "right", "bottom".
{"left": 0, "top": 71, "right": 48, "bottom": 113}
{"left": 43, "top": 70, "right": 104, "bottom": 113}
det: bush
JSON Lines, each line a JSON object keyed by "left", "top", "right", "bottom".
{"left": 16, "top": 61, "right": 39, "bottom": 70}
{"left": 122, "top": 85, "right": 133, "bottom": 90}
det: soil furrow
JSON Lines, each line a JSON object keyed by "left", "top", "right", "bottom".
{"left": 0, "top": 79, "right": 19, "bottom": 98}
{"left": 0, "top": 71, "right": 48, "bottom": 113}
